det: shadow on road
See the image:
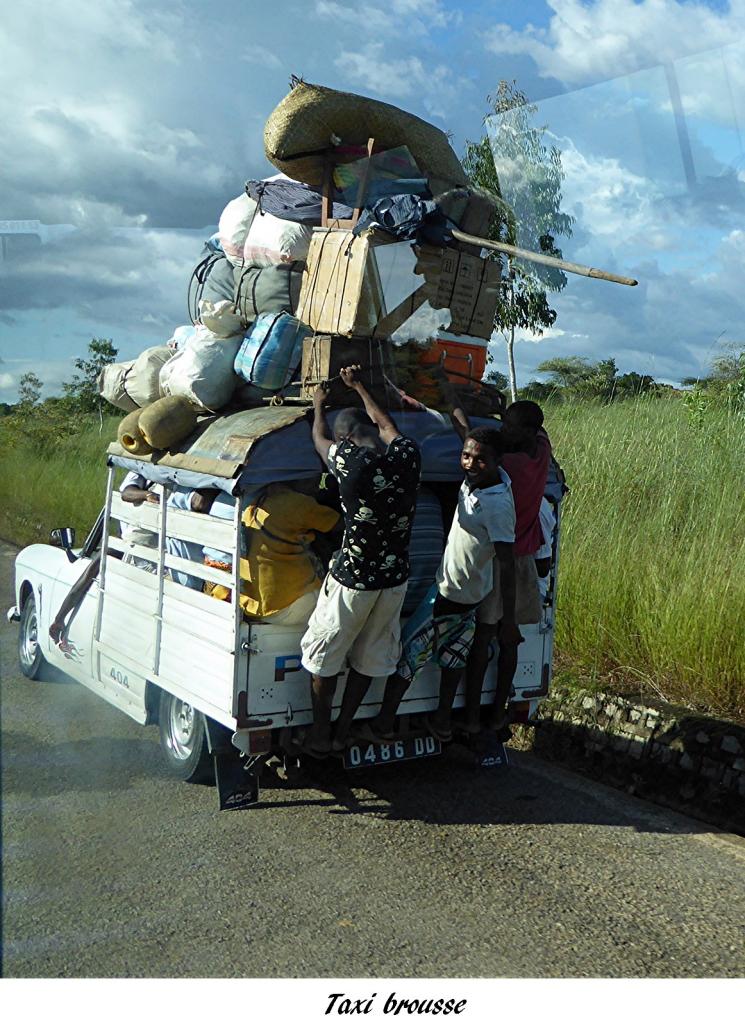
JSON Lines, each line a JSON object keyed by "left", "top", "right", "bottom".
{"left": 254, "top": 746, "right": 714, "bottom": 837}
{"left": 3, "top": 724, "right": 711, "bottom": 837}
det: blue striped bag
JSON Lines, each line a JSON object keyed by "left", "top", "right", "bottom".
{"left": 233, "top": 312, "right": 312, "bottom": 392}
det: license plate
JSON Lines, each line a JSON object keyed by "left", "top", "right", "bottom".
{"left": 344, "top": 734, "right": 441, "bottom": 769}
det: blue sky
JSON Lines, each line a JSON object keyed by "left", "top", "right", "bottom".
{"left": 1, "top": 0, "right": 743, "bottom": 400}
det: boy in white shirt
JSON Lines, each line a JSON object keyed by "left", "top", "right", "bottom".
{"left": 365, "top": 425, "right": 518, "bottom": 743}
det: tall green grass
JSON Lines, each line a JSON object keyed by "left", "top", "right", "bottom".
{"left": 548, "top": 396, "right": 745, "bottom": 721}
{"left": 0, "top": 416, "right": 118, "bottom": 547}
{"left": 1, "top": 400, "right": 743, "bottom": 721}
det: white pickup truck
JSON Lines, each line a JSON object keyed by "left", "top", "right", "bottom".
{"left": 8, "top": 405, "right": 563, "bottom": 808}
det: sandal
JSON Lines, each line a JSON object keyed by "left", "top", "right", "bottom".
{"left": 353, "top": 722, "right": 396, "bottom": 745}
{"left": 424, "top": 715, "right": 452, "bottom": 743}
{"left": 291, "top": 735, "right": 331, "bottom": 760}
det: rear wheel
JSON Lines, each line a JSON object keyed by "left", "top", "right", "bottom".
{"left": 19, "top": 593, "right": 45, "bottom": 680}
{"left": 158, "top": 690, "right": 212, "bottom": 782}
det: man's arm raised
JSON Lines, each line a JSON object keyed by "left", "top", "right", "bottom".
{"left": 340, "top": 365, "right": 400, "bottom": 446}
{"left": 311, "top": 384, "right": 334, "bottom": 466}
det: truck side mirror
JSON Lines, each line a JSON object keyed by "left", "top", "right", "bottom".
{"left": 50, "top": 527, "right": 77, "bottom": 563}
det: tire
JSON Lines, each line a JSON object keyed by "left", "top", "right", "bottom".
{"left": 19, "top": 593, "right": 45, "bottom": 680}
{"left": 157, "top": 689, "right": 213, "bottom": 783}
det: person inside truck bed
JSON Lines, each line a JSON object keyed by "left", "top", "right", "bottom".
{"left": 207, "top": 478, "right": 341, "bottom": 626}
{"left": 361, "top": 424, "right": 517, "bottom": 744}
{"left": 165, "top": 488, "right": 220, "bottom": 589}
{"left": 300, "top": 365, "right": 421, "bottom": 756}
{"left": 452, "top": 400, "right": 551, "bottom": 739}
{"left": 120, "top": 471, "right": 161, "bottom": 572}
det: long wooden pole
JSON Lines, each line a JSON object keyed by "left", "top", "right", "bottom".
{"left": 450, "top": 228, "right": 638, "bottom": 287}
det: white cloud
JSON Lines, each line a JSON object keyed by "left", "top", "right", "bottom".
{"left": 241, "top": 45, "right": 282, "bottom": 70}
{"left": 556, "top": 139, "right": 663, "bottom": 247}
{"left": 334, "top": 43, "right": 474, "bottom": 121}
{"left": 486, "top": 0, "right": 745, "bottom": 87}
{"left": 0, "top": 1, "right": 236, "bottom": 229}
{"left": 316, "top": 0, "right": 459, "bottom": 35}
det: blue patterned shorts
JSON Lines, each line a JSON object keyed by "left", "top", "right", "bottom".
{"left": 398, "top": 584, "right": 476, "bottom": 683}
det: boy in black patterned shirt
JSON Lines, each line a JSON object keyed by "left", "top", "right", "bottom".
{"left": 300, "top": 366, "right": 421, "bottom": 755}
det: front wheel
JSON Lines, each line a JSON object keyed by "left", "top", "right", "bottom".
{"left": 158, "top": 690, "right": 212, "bottom": 783}
{"left": 19, "top": 593, "right": 45, "bottom": 680}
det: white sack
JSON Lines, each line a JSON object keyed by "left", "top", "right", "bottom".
{"left": 166, "top": 325, "right": 198, "bottom": 351}
{"left": 159, "top": 325, "right": 243, "bottom": 412}
{"left": 218, "top": 193, "right": 258, "bottom": 267}
{"left": 127, "top": 346, "right": 174, "bottom": 407}
{"left": 99, "top": 361, "right": 137, "bottom": 411}
{"left": 98, "top": 345, "right": 173, "bottom": 410}
{"left": 199, "top": 298, "right": 244, "bottom": 338}
{"left": 243, "top": 209, "right": 311, "bottom": 266}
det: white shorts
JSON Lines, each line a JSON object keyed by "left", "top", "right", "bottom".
{"left": 300, "top": 574, "right": 407, "bottom": 678}
{"left": 477, "top": 553, "right": 542, "bottom": 626}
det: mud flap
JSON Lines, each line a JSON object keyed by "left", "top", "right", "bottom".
{"left": 213, "top": 753, "right": 261, "bottom": 810}
{"left": 205, "top": 719, "right": 261, "bottom": 810}
{"left": 474, "top": 731, "right": 509, "bottom": 769}
{"left": 455, "top": 729, "right": 510, "bottom": 770}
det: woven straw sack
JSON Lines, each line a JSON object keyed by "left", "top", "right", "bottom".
{"left": 264, "top": 80, "right": 466, "bottom": 192}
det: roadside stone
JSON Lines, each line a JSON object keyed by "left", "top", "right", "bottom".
{"left": 721, "top": 736, "right": 742, "bottom": 755}
{"left": 628, "top": 738, "right": 645, "bottom": 760}
{"left": 701, "top": 758, "right": 722, "bottom": 781}
{"left": 651, "top": 743, "right": 673, "bottom": 765}
{"left": 515, "top": 685, "right": 745, "bottom": 835}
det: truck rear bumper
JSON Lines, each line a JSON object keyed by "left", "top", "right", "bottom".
{"left": 6, "top": 605, "right": 20, "bottom": 623}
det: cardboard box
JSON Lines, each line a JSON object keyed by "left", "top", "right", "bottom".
{"left": 434, "top": 249, "right": 501, "bottom": 339}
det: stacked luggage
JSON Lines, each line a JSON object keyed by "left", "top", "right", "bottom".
{"left": 101, "top": 79, "right": 509, "bottom": 454}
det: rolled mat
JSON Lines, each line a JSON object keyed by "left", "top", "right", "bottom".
{"left": 117, "top": 408, "right": 154, "bottom": 456}
{"left": 138, "top": 396, "right": 199, "bottom": 449}
{"left": 264, "top": 79, "right": 467, "bottom": 193}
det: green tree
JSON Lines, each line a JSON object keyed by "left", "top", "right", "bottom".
{"left": 535, "top": 356, "right": 595, "bottom": 390}
{"left": 483, "top": 368, "right": 509, "bottom": 390}
{"left": 518, "top": 379, "right": 561, "bottom": 403}
{"left": 537, "top": 355, "right": 659, "bottom": 402}
{"left": 62, "top": 338, "right": 118, "bottom": 414}
{"left": 463, "top": 80, "right": 574, "bottom": 401}
{"left": 17, "top": 372, "right": 43, "bottom": 409}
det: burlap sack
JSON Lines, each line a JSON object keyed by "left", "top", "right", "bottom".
{"left": 264, "top": 80, "right": 467, "bottom": 193}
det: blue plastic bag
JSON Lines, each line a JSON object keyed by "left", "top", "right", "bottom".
{"left": 233, "top": 312, "right": 312, "bottom": 392}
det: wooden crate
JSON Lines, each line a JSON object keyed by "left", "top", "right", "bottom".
{"left": 297, "top": 229, "right": 385, "bottom": 337}
{"left": 300, "top": 334, "right": 391, "bottom": 407}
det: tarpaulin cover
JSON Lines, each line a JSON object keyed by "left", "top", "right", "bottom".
{"left": 109, "top": 408, "right": 566, "bottom": 502}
